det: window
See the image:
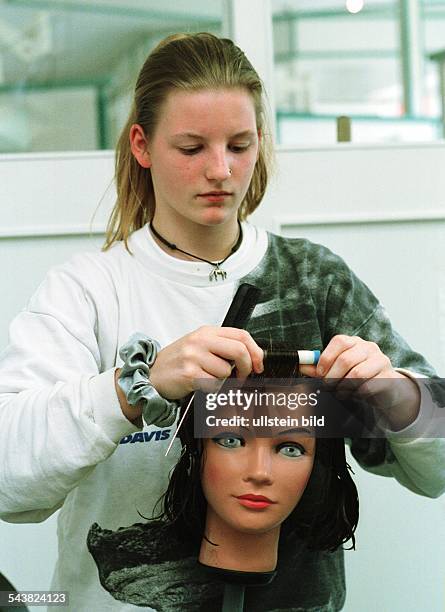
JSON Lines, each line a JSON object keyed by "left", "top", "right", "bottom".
{"left": 0, "top": 0, "right": 223, "bottom": 153}
{"left": 272, "top": 0, "right": 442, "bottom": 144}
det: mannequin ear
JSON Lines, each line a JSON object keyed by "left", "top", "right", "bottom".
{"left": 129, "top": 124, "right": 152, "bottom": 168}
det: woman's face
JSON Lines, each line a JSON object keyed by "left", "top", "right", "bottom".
{"left": 201, "top": 429, "right": 315, "bottom": 535}
{"left": 143, "top": 88, "right": 260, "bottom": 232}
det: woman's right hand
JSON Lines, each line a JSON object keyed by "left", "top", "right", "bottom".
{"left": 148, "top": 326, "right": 264, "bottom": 400}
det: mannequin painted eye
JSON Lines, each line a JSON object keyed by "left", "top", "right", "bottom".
{"left": 277, "top": 442, "right": 305, "bottom": 458}
{"left": 213, "top": 435, "right": 244, "bottom": 449}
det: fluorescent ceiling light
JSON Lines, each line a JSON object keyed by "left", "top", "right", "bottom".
{"left": 346, "top": 0, "right": 365, "bottom": 13}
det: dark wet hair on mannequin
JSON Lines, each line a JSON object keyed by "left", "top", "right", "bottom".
{"left": 155, "top": 340, "right": 359, "bottom": 553}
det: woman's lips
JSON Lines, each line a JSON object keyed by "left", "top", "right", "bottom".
{"left": 198, "top": 192, "right": 232, "bottom": 203}
{"left": 235, "top": 494, "right": 276, "bottom": 509}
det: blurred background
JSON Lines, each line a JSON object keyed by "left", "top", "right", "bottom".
{"left": 1, "top": 2, "right": 445, "bottom": 611}
{"left": 1, "top": 0, "right": 445, "bottom": 152}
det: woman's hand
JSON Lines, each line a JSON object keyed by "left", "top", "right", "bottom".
{"left": 299, "top": 335, "right": 421, "bottom": 431}
{"left": 148, "top": 326, "right": 264, "bottom": 400}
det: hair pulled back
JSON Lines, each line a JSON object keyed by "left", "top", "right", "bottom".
{"left": 104, "top": 32, "right": 273, "bottom": 250}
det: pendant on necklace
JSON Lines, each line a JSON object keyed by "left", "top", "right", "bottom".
{"left": 209, "top": 264, "right": 227, "bottom": 282}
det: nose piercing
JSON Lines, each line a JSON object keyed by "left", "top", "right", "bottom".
{"left": 228, "top": 168, "right": 232, "bottom": 176}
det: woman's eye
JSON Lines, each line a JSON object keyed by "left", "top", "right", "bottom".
{"left": 230, "top": 143, "right": 250, "bottom": 153}
{"left": 178, "top": 144, "right": 250, "bottom": 155}
{"left": 213, "top": 436, "right": 243, "bottom": 449}
{"left": 179, "top": 147, "right": 202, "bottom": 155}
{"left": 278, "top": 443, "right": 304, "bottom": 458}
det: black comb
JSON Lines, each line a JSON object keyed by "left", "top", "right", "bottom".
{"left": 221, "top": 283, "right": 261, "bottom": 329}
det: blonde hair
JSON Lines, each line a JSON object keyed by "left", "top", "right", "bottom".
{"left": 104, "top": 32, "right": 273, "bottom": 250}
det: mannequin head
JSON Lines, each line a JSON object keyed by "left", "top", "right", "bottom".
{"left": 201, "top": 428, "right": 315, "bottom": 537}
{"left": 197, "top": 420, "right": 316, "bottom": 572}
{"left": 158, "top": 342, "right": 359, "bottom": 554}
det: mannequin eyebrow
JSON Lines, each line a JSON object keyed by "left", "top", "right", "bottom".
{"left": 277, "top": 428, "right": 313, "bottom": 436}
{"left": 212, "top": 426, "right": 250, "bottom": 437}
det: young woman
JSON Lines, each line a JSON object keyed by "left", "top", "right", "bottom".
{"left": 0, "top": 32, "right": 444, "bottom": 612}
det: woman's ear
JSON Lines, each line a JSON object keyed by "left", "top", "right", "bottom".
{"left": 129, "top": 124, "right": 151, "bottom": 168}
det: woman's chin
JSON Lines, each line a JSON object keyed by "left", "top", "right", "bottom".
{"left": 198, "top": 205, "right": 238, "bottom": 226}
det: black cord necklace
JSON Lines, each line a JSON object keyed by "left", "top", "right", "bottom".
{"left": 149, "top": 221, "right": 243, "bottom": 282}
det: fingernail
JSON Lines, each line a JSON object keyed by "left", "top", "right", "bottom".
{"left": 318, "top": 366, "right": 325, "bottom": 376}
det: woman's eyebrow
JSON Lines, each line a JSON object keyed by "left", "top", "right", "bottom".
{"left": 229, "top": 130, "right": 257, "bottom": 139}
{"left": 171, "top": 130, "right": 256, "bottom": 141}
{"left": 171, "top": 132, "right": 203, "bottom": 141}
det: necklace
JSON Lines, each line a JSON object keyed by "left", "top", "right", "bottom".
{"left": 149, "top": 221, "right": 243, "bottom": 282}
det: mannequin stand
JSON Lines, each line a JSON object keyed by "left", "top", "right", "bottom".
{"left": 198, "top": 562, "right": 277, "bottom": 612}
{"left": 222, "top": 583, "right": 245, "bottom": 612}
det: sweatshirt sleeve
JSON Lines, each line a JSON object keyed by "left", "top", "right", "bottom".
{"left": 311, "top": 244, "right": 445, "bottom": 499}
{"left": 0, "top": 256, "right": 139, "bottom": 523}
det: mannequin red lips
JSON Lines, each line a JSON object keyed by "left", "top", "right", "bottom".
{"left": 236, "top": 494, "right": 276, "bottom": 509}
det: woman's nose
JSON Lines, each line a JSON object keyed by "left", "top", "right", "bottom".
{"left": 243, "top": 446, "right": 273, "bottom": 485}
{"left": 205, "top": 150, "right": 231, "bottom": 182}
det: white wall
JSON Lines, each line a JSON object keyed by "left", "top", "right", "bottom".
{"left": 277, "top": 115, "right": 440, "bottom": 145}
{"left": 1, "top": 144, "right": 445, "bottom": 610}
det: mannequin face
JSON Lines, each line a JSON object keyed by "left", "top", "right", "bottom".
{"left": 201, "top": 428, "right": 315, "bottom": 535}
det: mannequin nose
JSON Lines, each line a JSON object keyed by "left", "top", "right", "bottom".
{"left": 244, "top": 445, "right": 273, "bottom": 485}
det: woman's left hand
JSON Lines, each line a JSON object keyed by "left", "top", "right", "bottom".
{"left": 299, "top": 334, "right": 421, "bottom": 431}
